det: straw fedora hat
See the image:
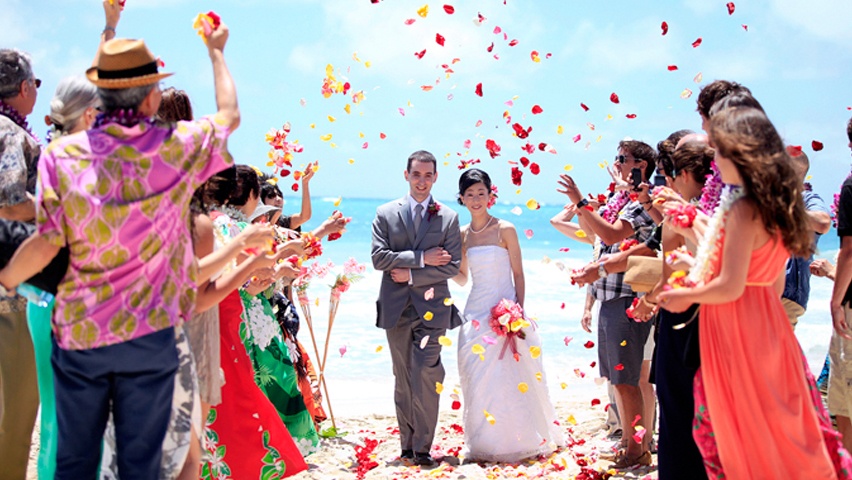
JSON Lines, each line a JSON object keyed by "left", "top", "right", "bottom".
{"left": 86, "top": 38, "right": 172, "bottom": 89}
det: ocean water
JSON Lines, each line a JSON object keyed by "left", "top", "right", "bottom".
{"left": 295, "top": 196, "right": 839, "bottom": 416}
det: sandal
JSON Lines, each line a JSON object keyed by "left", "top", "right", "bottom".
{"left": 611, "top": 450, "right": 652, "bottom": 469}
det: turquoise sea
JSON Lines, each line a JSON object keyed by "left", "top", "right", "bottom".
{"left": 294, "top": 196, "right": 839, "bottom": 416}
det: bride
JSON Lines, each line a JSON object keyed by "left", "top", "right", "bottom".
{"left": 453, "top": 169, "right": 564, "bottom": 462}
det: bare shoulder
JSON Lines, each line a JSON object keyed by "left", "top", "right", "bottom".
{"left": 496, "top": 218, "right": 517, "bottom": 235}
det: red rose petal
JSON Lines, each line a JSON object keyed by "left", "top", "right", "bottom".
{"left": 812, "top": 140, "right": 824, "bottom": 151}
{"left": 667, "top": 65, "right": 678, "bottom": 71}
{"left": 626, "top": 113, "right": 637, "bottom": 119}
{"left": 580, "top": 102, "right": 589, "bottom": 111}
{"left": 530, "top": 163, "right": 540, "bottom": 175}
{"left": 486, "top": 138, "right": 501, "bottom": 158}
{"left": 590, "top": 361, "right": 596, "bottom": 368}
{"left": 692, "top": 37, "right": 703, "bottom": 48}
{"left": 443, "top": 4, "right": 455, "bottom": 14}
{"left": 511, "top": 166, "right": 523, "bottom": 186}
{"left": 508, "top": 39, "right": 518, "bottom": 47}
{"left": 742, "top": 24, "right": 749, "bottom": 31}
{"left": 404, "top": 18, "right": 416, "bottom": 25}
{"left": 584, "top": 340, "right": 595, "bottom": 349}
{"left": 531, "top": 104, "right": 543, "bottom": 115}
{"left": 487, "top": 42, "right": 494, "bottom": 53}
{"left": 726, "top": 2, "right": 735, "bottom": 15}
{"left": 610, "top": 92, "right": 620, "bottom": 104}
{"left": 787, "top": 145, "right": 803, "bottom": 157}
{"left": 591, "top": 398, "right": 601, "bottom": 407}
{"left": 661, "top": 21, "right": 669, "bottom": 35}
{"left": 414, "top": 49, "right": 426, "bottom": 59}
{"left": 380, "top": 132, "right": 387, "bottom": 139}
{"left": 475, "top": 82, "right": 483, "bottom": 97}
{"left": 291, "top": 183, "right": 299, "bottom": 192}
{"left": 436, "top": 33, "right": 446, "bottom": 46}
{"left": 615, "top": 363, "right": 625, "bottom": 371}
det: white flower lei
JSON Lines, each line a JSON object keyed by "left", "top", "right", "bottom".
{"left": 687, "top": 185, "right": 745, "bottom": 286}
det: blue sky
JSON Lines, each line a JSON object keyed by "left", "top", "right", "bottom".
{"left": 4, "top": 0, "right": 852, "bottom": 206}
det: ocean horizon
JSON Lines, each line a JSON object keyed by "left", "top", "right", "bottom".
{"left": 290, "top": 196, "right": 839, "bottom": 416}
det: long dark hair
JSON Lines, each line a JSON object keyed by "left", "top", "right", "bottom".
{"left": 203, "top": 165, "right": 261, "bottom": 208}
{"left": 709, "top": 107, "right": 811, "bottom": 256}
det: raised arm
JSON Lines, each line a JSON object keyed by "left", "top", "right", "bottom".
{"left": 289, "top": 162, "right": 316, "bottom": 230}
{"left": 550, "top": 204, "right": 595, "bottom": 245}
{"left": 205, "top": 23, "right": 239, "bottom": 130}
{"left": 92, "top": 1, "right": 122, "bottom": 67}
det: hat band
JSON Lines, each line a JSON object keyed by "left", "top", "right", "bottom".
{"left": 97, "top": 61, "right": 158, "bottom": 80}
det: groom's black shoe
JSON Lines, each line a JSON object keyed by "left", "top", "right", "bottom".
{"left": 401, "top": 449, "right": 414, "bottom": 460}
{"left": 414, "top": 453, "right": 437, "bottom": 468}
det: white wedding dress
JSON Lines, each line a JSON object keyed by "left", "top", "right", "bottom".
{"left": 457, "top": 244, "right": 565, "bottom": 462}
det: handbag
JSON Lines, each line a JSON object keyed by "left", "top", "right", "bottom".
{"left": 623, "top": 255, "right": 662, "bottom": 293}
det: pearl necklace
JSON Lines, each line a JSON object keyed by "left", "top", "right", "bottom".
{"left": 687, "top": 184, "right": 744, "bottom": 286}
{"left": 469, "top": 215, "right": 494, "bottom": 234}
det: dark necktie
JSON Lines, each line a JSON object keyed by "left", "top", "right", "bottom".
{"left": 413, "top": 204, "right": 423, "bottom": 234}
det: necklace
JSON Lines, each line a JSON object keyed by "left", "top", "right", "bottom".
{"left": 0, "top": 100, "right": 40, "bottom": 143}
{"left": 602, "top": 191, "right": 630, "bottom": 224}
{"left": 469, "top": 215, "right": 494, "bottom": 234}
{"left": 687, "top": 184, "right": 745, "bottom": 285}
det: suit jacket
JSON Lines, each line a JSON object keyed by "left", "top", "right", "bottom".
{"left": 371, "top": 197, "right": 463, "bottom": 330}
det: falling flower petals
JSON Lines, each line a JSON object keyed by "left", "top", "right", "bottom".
{"left": 742, "top": 24, "right": 749, "bottom": 31}
{"left": 573, "top": 134, "right": 582, "bottom": 143}
{"left": 581, "top": 102, "right": 590, "bottom": 111}
{"left": 626, "top": 113, "right": 637, "bottom": 119}
{"left": 575, "top": 229, "right": 587, "bottom": 238}
{"left": 484, "top": 410, "right": 496, "bottom": 425}
{"left": 591, "top": 398, "right": 601, "bottom": 407}
{"left": 510, "top": 206, "right": 522, "bottom": 216}
{"left": 417, "top": 4, "right": 429, "bottom": 17}
{"left": 424, "top": 311, "right": 434, "bottom": 321}
{"left": 420, "top": 336, "right": 430, "bottom": 349}
{"left": 610, "top": 92, "right": 620, "bottom": 104}
{"left": 726, "top": 2, "right": 735, "bottom": 15}
{"left": 584, "top": 340, "right": 595, "bottom": 348}
{"left": 376, "top": 345, "right": 383, "bottom": 353}
{"left": 493, "top": 26, "right": 502, "bottom": 34}
{"left": 667, "top": 65, "right": 678, "bottom": 71}
{"left": 339, "top": 345, "right": 347, "bottom": 357}
{"left": 661, "top": 21, "right": 669, "bottom": 35}
{"left": 681, "top": 88, "right": 693, "bottom": 99}
{"left": 424, "top": 287, "right": 435, "bottom": 301}
{"left": 436, "top": 33, "right": 446, "bottom": 46}
{"left": 398, "top": 107, "right": 405, "bottom": 116}
{"left": 443, "top": 4, "right": 455, "bottom": 14}
{"left": 435, "top": 382, "right": 444, "bottom": 394}
{"left": 526, "top": 199, "right": 540, "bottom": 210}
{"left": 692, "top": 37, "right": 703, "bottom": 48}
{"left": 633, "top": 426, "right": 647, "bottom": 444}
{"left": 443, "top": 297, "right": 454, "bottom": 306}
{"left": 405, "top": 18, "right": 416, "bottom": 25}
{"left": 475, "top": 82, "right": 483, "bottom": 97}
{"left": 529, "top": 346, "right": 542, "bottom": 359}
{"left": 518, "top": 382, "right": 529, "bottom": 393}
{"left": 320, "top": 133, "right": 332, "bottom": 141}
{"left": 472, "top": 344, "right": 485, "bottom": 355}
{"left": 486, "top": 139, "right": 501, "bottom": 158}
{"left": 812, "top": 140, "right": 825, "bottom": 151}
{"left": 508, "top": 39, "right": 518, "bottom": 46}
{"left": 615, "top": 363, "right": 625, "bottom": 371}
{"left": 531, "top": 50, "right": 540, "bottom": 63}
{"left": 564, "top": 336, "right": 573, "bottom": 346}
{"left": 414, "top": 49, "right": 426, "bottom": 59}
{"left": 524, "top": 229, "right": 534, "bottom": 239}
{"left": 482, "top": 335, "right": 498, "bottom": 345}
{"left": 557, "top": 125, "right": 565, "bottom": 135}
{"left": 531, "top": 104, "right": 543, "bottom": 115}
{"left": 438, "top": 336, "right": 453, "bottom": 347}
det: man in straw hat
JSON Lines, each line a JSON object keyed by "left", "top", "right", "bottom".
{"left": 0, "top": 18, "right": 239, "bottom": 480}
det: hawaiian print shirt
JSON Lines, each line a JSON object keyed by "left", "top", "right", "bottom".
{"left": 36, "top": 115, "right": 233, "bottom": 350}
{"left": 0, "top": 114, "right": 40, "bottom": 313}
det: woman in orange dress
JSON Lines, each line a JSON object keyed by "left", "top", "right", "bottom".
{"left": 659, "top": 106, "right": 852, "bottom": 479}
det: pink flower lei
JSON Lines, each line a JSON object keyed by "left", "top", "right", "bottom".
{"left": 601, "top": 191, "right": 630, "bottom": 224}
{"left": 697, "top": 161, "right": 723, "bottom": 214}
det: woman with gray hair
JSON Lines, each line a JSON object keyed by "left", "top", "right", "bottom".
{"left": 45, "top": 76, "right": 100, "bottom": 141}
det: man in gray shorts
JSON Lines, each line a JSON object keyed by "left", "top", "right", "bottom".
{"left": 557, "top": 139, "right": 657, "bottom": 468}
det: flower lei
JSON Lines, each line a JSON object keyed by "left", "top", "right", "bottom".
{"left": 601, "top": 191, "right": 630, "bottom": 224}
{"left": 697, "top": 161, "right": 723, "bottom": 214}
{"left": 0, "top": 100, "right": 40, "bottom": 143}
{"left": 93, "top": 109, "right": 151, "bottom": 129}
{"left": 427, "top": 201, "right": 441, "bottom": 221}
{"left": 686, "top": 185, "right": 745, "bottom": 286}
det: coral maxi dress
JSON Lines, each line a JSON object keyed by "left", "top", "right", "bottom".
{"left": 693, "top": 235, "right": 851, "bottom": 479}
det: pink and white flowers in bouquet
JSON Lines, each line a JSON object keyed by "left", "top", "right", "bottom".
{"left": 489, "top": 299, "right": 531, "bottom": 361}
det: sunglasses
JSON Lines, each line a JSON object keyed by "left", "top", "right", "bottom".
{"left": 614, "top": 154, "right": 632, "bottom": 164}
{"left": 30, "top": 78, "right": 41, "bottom": 89}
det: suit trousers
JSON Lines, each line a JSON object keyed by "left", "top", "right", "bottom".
{"left": 0, "top": 308, "right": 39, "bottom": 480}
{"left": 386, "top": 305, "right": 446, "bottom": 454}
{"left": 52, "top": 327, "right": 178, "bottom": 480}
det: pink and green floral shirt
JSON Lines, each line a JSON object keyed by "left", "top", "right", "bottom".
{"left": 36, "top": 115, "right": 232, "bottom": 350}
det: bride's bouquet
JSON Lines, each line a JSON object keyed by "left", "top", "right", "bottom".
{"left": 489, "top": 299, "right": 531, "bottom": 361}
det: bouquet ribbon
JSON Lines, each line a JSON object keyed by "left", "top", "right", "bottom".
{"left": 498, "top": 331, "right": 520, "bottom": 360}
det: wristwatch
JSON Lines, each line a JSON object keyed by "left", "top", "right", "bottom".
{"left": 576, "top": 198, "right": 589, "bottom": 209}
{"left": 597, "top": 262, "right": 607, "bottom": 279}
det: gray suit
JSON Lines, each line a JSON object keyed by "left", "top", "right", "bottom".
{"left": 371, "top": 196, "right": 462, "bottom": 454}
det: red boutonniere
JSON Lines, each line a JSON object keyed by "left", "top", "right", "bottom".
{"left": 427, "top": 202, "right": 441, "bottom": 221}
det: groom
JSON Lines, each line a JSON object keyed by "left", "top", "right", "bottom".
{"left": 371, "top": 150, "right": 462, "bottom": 467}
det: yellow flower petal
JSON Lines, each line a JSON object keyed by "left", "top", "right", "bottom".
{"left": 344, "top": 104, "right": 351, "bottom": 114}
{"left": 535, "top": 372, "right": 542, "bottom": 382}
{"left": 424, "top": 311, "right": 434, "bottom": 321}
{"left": 320, "top": 133, "right": 332, "bottom": 141}
{"left": 327, "top": 115, "right": 336, "bottom": 122}
{"left": 472, "top": 344, "right": 485, "bottom": 355}
{"left": 575, "top": 230, "right": 587, "bottom": 238}
{"left": 567, "top": 414, "right": 577, "bottom": 425}
{"left": 557, "top": 125, "right": 564, "bottom": 135}
{"left": 529, "top": 346, "right": 541, "bottom": 359}
{"left": 484, "top": 409, "right": 496, "bottom": 425}
{"left": 560, "top": 382, "right": 568, "bottom": 390}
{"left": 333, "top": 196, "right": 342, "bottom": 207}
{"left": 375, "top": 345, "right": 383, "bottom": 353}
{"left": 310, "top": 123, "right": 316, "bottom": 129}
{"left": 438, "top": 336, "right": 452, "bottom": 347}
{"left": 620, "top": 340, "right": 627, "bottom": 346}
{"left": 348, "top": 158, "right": 355, "bottom": 165}
{"left": 518, "top": 382, "right": 529, "bottom": 393}
{"left": 435, "top": 382, "right": 444, "bottom": 394}
{"left": 526, "top": 199, "right": 539, "bottom": 210}
{"left": 563, "top": 164, "right": 573, "bottom": 171}
{"left": 443, "top": 298, "right": 455, "bottom": 306}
